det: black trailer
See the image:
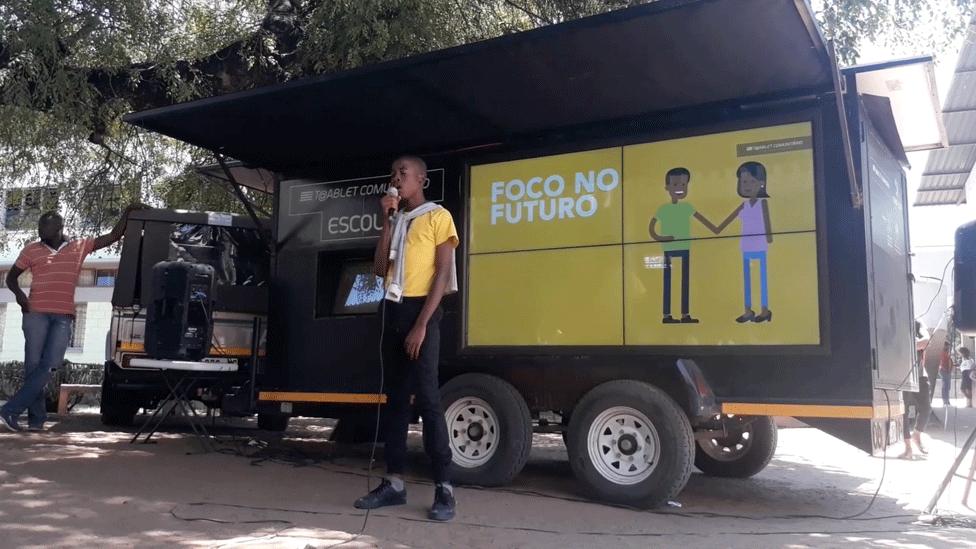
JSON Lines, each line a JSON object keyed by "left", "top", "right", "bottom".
{"left": 118, "top": 0, "right": 944, "bottom": 506}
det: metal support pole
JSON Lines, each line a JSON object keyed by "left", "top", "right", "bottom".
{"left": 828, "top": 41, "right": 862, "bottom": 209}
{"left": 925, "top": 422, "right": 976, "bottom": 514}
{"left": 214, "top": 153, "right": 272, "bottom": 249}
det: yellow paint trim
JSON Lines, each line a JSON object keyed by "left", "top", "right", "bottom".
{"left": 722, "top": 402, "right": 881, "bottom": 419}
{"left": 259, "top": 391, "right": 388, "bottom": 404}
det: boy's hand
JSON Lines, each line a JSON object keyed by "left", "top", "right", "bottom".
{"left": 404, "top": 324, "right": 427, "bottom": 361}
{"left": 380, "top": 195, "right": 400, "bottom": 218}
{"left": 16, "top": 294, "right": 29, "bottom": 314}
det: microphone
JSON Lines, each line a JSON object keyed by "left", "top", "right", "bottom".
{"left": 386, "top": 186, "right": 399, "bottom": 222}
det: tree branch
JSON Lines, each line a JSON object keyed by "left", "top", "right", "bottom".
{"left": 503, "top": 0, "right": 554, "bottom": 25}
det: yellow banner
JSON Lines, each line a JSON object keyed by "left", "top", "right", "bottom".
{"left": 467, "top": 122, "right": 819, "bottom": 347}
{"left": 468, "top": 148, "right": 622, "bottom": 253}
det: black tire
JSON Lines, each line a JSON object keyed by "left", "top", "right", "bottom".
{"left": 694, "top": 415, "right": 777, "bottom": 478}
{"left": 441, "top": 374, "right": 532, "bottom": 486}
{"left": 257, "top": 413, "right": 290, "bottom": 432}
{"left": 567, "top": 380, "right": 694, "bottom": 508}
{"left": 100, "top": 378, "right": 139, "bottom": 427}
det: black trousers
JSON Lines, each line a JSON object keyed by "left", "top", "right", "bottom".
{"left": 903, "top": 375, "right": 931, "bottom": 438}
{"left": 663, "top": 249, "right": 690, "bottom": 316}
{"left": 382, "top": 297, "right": 453, "bottom": 483}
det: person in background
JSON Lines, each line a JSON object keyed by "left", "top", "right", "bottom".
{"left": 960, "top": 347, "right": 974, "bottom": 408}
{"left": 899, "top": 321, "right": 931, "bottom": 459}
{"left": 938, "top": 341, "right": 954, "bottom": 407}
{"left": 0, "top": 205, "right": 147, "bottom": 432}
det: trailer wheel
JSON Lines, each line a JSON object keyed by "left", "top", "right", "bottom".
{"left": 100, "top": 378, "right": 139, "bottom": 427}
{"left": 257, "top": 413, "right": 290, "bottom": 432}
{"left": 694, "top": 415, "right": 777, "bottom": 478}
{"left": 441, "top": 374, "right": 532, "bottom": 486}
{"left": 567, "top": 380, "right": 694, "bottom": 508}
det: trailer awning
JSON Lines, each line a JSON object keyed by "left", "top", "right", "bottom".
{"left": 916, "top": 14, "right": 976, "bottom": 206}
{"left": 124, "top": 0, "right": 833, "bottom": 170}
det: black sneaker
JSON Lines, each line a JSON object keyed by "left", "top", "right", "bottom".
{"left": 354, "top": 479, "right": 406, "bottom": 509}
{"left": 428, "top": 484, "right": 456, "bottom": 521}
{"left": 0, "top": 410, "right": 22, "bottom": 432}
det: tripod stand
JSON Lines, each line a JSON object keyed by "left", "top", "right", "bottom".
{"left": 924, "top": 414, "right": 976, "bottom": 512}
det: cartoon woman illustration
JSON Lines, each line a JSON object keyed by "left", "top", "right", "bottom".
{"left": 716, "top": 162, "right": 773, "bottom": 323}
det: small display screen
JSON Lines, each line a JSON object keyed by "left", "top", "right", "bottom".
{"left": 333, "top": 261, "right": 384, "bottom": 315}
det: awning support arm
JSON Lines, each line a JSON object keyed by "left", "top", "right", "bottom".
{"left": 829, "top": 42, "right": 863, "bottom": 209}
{"left": 215, "top": 153, "right": 272, "bottom": 248}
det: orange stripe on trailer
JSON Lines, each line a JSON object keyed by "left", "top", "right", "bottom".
{"left": 118, "top": 342, "right": 264, "bottom": 356}
{"left": 259, "top": 392, "right": 388, "bottom": 404}
{"left": 721, "top": 402, "right": 879, "bottom": 419}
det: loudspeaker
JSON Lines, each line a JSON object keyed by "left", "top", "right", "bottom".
{"left": 145, "top": 261, "right": 216, "bottom": 360}
{"left": 954, "top": 220, "right": 976, "bottom": 335}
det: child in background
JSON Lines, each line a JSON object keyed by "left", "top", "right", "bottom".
{"left": 960, "top": 347, "right": 974, "bottom": 408}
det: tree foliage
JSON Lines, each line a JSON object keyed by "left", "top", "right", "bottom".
{"left": 0, "top": 0, "right": 971, "bottom": 246}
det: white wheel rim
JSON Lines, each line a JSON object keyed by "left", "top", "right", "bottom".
{"left": 445, "top": 396, "right": 499, "bottom": 468}
{"left": 586, "top": 406, "right": 661, "bottom": 485}
{"left": 701, "top": 418, "right": 753, "bottom": 462}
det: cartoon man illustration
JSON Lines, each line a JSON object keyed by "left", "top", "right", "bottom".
{"left": 648, "top": 167, "right": 718, "bottom": 324}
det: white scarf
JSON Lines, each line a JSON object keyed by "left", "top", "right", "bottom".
{"left": 385, "top": 202, "right": 458, "bottom": 302}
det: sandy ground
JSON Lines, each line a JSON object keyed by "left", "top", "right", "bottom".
{"left": 1, "top": 402, "right": 975, "bottom": 548}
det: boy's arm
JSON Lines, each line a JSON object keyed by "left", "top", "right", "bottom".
{"left": 404, "top": 242, "right": 454, "bottom": 360}
{"left": 693, "top": 211, "right": 720, "bottom": 234}
{"left": 373, "top": 194, "right": 400, "bottom": 277}
{"left": 373, "top": 217, "right": 395, "bottom": 277}
{"left": 648, "top": 217, "right": 673, "bottom": 241}
{"left": 715, "top": 204, "right": 744, "bottom": 233}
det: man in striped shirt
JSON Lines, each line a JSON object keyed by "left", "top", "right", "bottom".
{"left": 1, "top": 205, "right": 146, "bottom": 432}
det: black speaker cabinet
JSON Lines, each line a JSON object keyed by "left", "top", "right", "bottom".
{"left": 145, "top": 261, "right": 216, "bottom": 360}
{"left": 955, "top": 220, "right": 976, "bottom": 335}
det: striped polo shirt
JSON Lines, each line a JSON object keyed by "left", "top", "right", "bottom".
{"left": 14, "top": 238, "right": 96, "bottom": 316}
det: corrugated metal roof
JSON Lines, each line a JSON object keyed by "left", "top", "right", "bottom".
{"left": 918, "top": 172, "right": 968, "bottom": 190}
{"left": 915, "top": 17, "right": 976, "bottom": 206}
{"left": 944, "top": 110, "right": 976, "bottom": 143}
{"left": 922, "top": 143, "right": 976, "bottom": 173}
{"left": 944, "top": 71, "right": 976, "bottom": 111}
{"left": 958, "top": 37, "right": 976, "bottom": 71}
{"left": 915, "top": 188, "right": 966, "bottom": 205}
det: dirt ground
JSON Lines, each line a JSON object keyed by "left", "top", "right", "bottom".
{"left": 2, "top": 403, "right": 975, "bottom": 548}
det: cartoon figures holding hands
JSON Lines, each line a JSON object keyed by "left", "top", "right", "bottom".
{"left": 649, "top": 162, "right": 773, "bottom": 324}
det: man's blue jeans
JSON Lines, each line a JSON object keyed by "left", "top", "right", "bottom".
{"left": 1, "top": 312, "right": 73, "bottom": 427}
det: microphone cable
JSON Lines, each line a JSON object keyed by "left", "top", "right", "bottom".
{"left": 359, "top": 290, "right": 388, "bottom": 535}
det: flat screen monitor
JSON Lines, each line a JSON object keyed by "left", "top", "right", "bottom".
{"left": 333, "top": 261, "right": 384, "bottom": 315}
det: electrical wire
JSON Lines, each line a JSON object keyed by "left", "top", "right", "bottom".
{"left": 196, "top": 299, "right": 229, "bottom": 357}
{"left": 358, "top": 296, "right": 387, "bottom": 537}
{"left": 167, "top": 500, "right": 922, "bottom": 539}
{"left": 916, "top": 257, "right": 953, "bottom": 320}
{"left": 205, "top": 430, "right": 919, "bottom": 524}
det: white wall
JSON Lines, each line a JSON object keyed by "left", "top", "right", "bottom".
{"left": 0, "top": 271, "right": 116, "bottom": 365}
